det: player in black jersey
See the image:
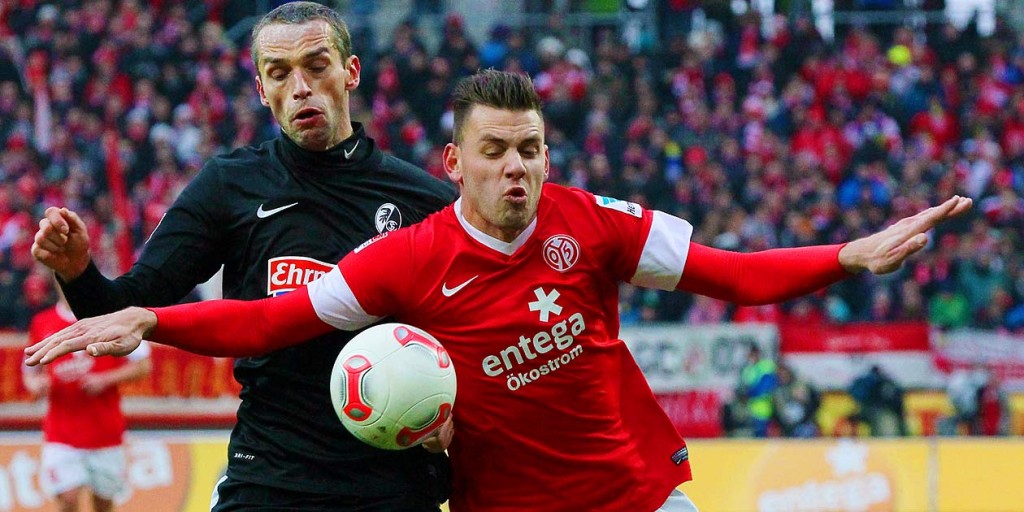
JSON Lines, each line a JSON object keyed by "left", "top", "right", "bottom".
{"left": 31, "top": 3, "right": 456, "bottom": 511}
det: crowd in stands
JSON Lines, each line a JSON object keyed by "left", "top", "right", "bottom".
{"left": 0, "top": 1, "right": 1022, "bottom": 334}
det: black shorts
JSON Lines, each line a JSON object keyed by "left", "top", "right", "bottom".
{"left": 210, "top": 476, "right": 443, "bottom": 512}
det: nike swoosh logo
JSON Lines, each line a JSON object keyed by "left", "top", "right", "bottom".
{"left": 343, "top": 139, "right": 360, "bottom": 159}
{"left": 441, "top": 275, "right": 478, "bottom": 297}
{"left": 256, "top": 202, "right": 299, "bottom": 219}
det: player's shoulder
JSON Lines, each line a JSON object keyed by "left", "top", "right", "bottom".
{"left": 200, "top": 139, "right": 276, "bottom": 176}
{"left": 178, "top": 141, "right": 284, "bottom": 203}
{"left": 543, "top": 184, "right": 644, "bottom": 220}
{"left": 379, "top": 154, "right": 458, "bottom": 200}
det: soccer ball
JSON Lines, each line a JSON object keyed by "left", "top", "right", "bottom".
{"left": 329, "top": 323, "right": 457, "bottom": 450}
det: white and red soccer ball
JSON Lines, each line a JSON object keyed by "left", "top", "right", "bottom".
{"left": 329, "top": 323, "right": 457, "bottom": 450}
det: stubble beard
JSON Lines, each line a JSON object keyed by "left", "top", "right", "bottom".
{"left": 288, "top": 124, "right": 334, "bottom": 152}
{"left": 496, "top": 202, "right": 531, "bottom": 233}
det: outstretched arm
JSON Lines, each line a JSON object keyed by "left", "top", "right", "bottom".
{"left": 679, "top": 195, "right": 972, "bottom": 304}
{"left": 24, "top": 288, "right": 334, "bottom": 365}
{"left": 679, "top": 243, "right": 849, "bottom": 305}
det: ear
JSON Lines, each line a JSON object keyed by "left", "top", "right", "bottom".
{"left": 442, "top": 143, "right": 462, "bottom": 185}
{"left": 255, "top": 75, "right": 269, "bottom": 107}
{"left": 345, "top": 55, "right": 361, "bottom": 91}
{"left": 543, "top": 144, "right": 550, "bottom": 181}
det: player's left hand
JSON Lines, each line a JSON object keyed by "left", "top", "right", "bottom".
{"left": 421, "top": 416, "right": 454, "bottom": 453}
{"left": 24, "top": 307, "right": 157, "bottom": 366}
{"left": 838, "top": 195, "right": 972, "bottom": 275}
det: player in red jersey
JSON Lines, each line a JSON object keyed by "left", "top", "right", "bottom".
{"left": 22, "top": 290, "right": 151, "bottom": 512}
{"left": 27, "top": 70, "right": 971, "bottom": 512}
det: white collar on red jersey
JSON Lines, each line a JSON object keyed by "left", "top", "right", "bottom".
{"left": 453, "top": 197, "right": 538, "bottom": 256}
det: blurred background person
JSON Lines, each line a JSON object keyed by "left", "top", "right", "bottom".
{"left": 738, "top": 344, "right": 778, "bottom": 437}
{"left": 849, "top": 365, "right": 907, "bottom": 437}
{"left": 772, "top": 363, "right": 822, "bottom": 438}
{"left": 21, "top": 283, "right": 152, "bottom": 512}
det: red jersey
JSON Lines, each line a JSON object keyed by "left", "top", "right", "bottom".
{"left": 27, "top": 305, "right": 144, "bottom": 448}
{"left": 308, "top": 184, "right": 694, "bottom": 512}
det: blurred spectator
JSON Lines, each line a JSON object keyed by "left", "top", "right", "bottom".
{"left": 722, "top": 388, "right": 756, "bottom": 438}
{"left": 737, "top": 344, "right": 778, "bottom": 438}
{"left": 0, "top": 2, "right": 1021, "bottom": 331}
{"left": 772, "top": 364, "right": 822, "bottom": 438}
{"left": 929, "top": 282, "right": 972, "bottom": 329}
{"left": 946, "top": 364, "right": 988, "bottom": 434}
{"left": 849, "top": 365, "right": 907, "bottom": 437}
{"left": 977, "top": 370, "right": 1010, "bottom": 436}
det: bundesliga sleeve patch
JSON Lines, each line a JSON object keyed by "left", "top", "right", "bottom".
{"left": 594, "top": 195, "right": 642, "bottom": 218}
{"left": 671, "top": 446, "right": 689, "bottom": 465}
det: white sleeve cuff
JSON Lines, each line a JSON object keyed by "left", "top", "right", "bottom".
{"left": 630, "top": 211, "right": 693, "bottom": 290}
{"left": 306, "top": 266, "right": 381, "bottom": 331}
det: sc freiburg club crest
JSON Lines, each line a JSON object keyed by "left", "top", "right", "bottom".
{"left": 375, "top": 203, "right": 402, "bottom": 233}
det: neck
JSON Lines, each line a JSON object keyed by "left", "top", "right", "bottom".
{"left": 277, "top": 122, "right": 375, "bottom": 173}
{"left": 324, "top": 123, "right": 354, "bottom": 151}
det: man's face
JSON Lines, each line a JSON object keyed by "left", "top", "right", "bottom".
{"left": 444, "top": 106, "right": 549, "bottom": 242}
{"left": 255, "top": 20, "right": 360, "bottom": 151}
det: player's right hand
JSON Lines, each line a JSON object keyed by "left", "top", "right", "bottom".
{"left": 32, "top": 207, "right": 91, "bottom": 281}
{"left": 23, "top": 307, "right": 157, "bottom": 366}
{"left": 421, "top": 416, "right": 454, "bottom": 453}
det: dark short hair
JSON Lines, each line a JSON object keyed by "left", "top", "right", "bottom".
{"left": 250, "top": 2, "right": 352, "bottom": 72}
{"left": 451, "top": 69, "right": 543, "bottom": 143}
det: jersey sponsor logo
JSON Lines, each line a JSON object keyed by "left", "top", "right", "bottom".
{"left": 441, "top": 275, "right": 479, "bottom": 297}
{"left": 266, "top": 256, "right": 334, "bottom": 296}
{"left": 595, "top": 195, "right": 642, "bottom": 218}
{"left": 528, "top": 287, "right": 562, "bottom": 322}
{"left": 375, "top": 203, "right": 402, "bottom": 233}
{"left": 481, "top": 287, "right": 588, "bottom": 392}
{"left": 353, "top": 231, "right": 389, "bottom": 253}
{"left": 481, "top": 312, "right": 587, "bottom": 391}
{"left": 542, "top": 235, "right": 580, "bottom": 272}
{"left": 256, "top": 202, "right": 299, "bottom": 219}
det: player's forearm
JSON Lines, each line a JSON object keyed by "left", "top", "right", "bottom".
{"left": 59, "top": 261, "right": 184, "bottom": 318}
{"left": 677, "top": 243, "right": 851, "bottom": 305}
{"left": 147, "top": 288, "right": 334, "bottom": 357}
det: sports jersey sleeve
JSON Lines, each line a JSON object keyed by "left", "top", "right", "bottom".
{"left": 149, "top": 287, "right": 338, "bottom": 357}
{"left": 127, "top": 340, "right": 152, "bottom": 362}
{"left": 678, "top": 242, "right": 851, "bottom": 304}
{"left": 578, "top": 190, "right": 694, "bottom": 290}
{"left": 307, "top": 230, "right": 413, "bottom": 326}
{"left": 630, "top": 210, "right": 694, "bottom": 290}
{"left": 579, "top": 190, "right": 850, "bottom": 301}
{"left": 60, "top": 163, "right": 228, "bottom": 318}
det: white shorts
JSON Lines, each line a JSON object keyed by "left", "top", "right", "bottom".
{"left": 657, "top": 489, "right": 700, "bottom": 512}
{"left": 40, "top": 443, "right": 127, "bottom": 500}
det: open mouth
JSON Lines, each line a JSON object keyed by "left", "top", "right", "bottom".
{"left": 293, "top": 108, "right": 323, "bottom": 122}
{"left": 505, "top": 187, "right": 528, "bottom": 202}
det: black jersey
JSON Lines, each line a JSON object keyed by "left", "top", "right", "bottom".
{"left": 60, "top": 124, "right": 457, "bottom": 499}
